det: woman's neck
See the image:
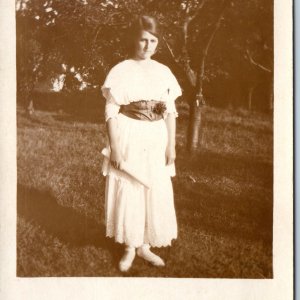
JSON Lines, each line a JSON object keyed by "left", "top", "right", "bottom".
{"left": 131, "top": 56, "right": 152, "bottom": 62}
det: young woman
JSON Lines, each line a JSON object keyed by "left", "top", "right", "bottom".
{"left": 101, "top": 15, "right": 182, "bottom": 272}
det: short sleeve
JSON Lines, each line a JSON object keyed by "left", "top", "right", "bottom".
{"left": 164, "top": 68, "right": 182, "bottom": 118}
{"left": 101, "top": 64, "right": 125, "bottom": 122}
{"left": 103, "top": 95, "right": 120, "bottom": 123}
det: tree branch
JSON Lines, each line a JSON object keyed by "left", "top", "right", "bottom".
{"left": 203, "top": 2, "right": 226, "bottom": 57}
{"left": 92, "top": 12, "right": 123, "bottom": 44}
{"left": 164, "top": 0, "right": 208, "bottom": 91}
{"left": 163, "top": 37, "right": 179, "bottom": 64}
{"left": 181, "top": 0, "right": 208, "bottom": 87}
{"left": 246, "top": 49, "right": 272, "bottom": 73}
{"left": 196, "top": 0, "right": 228, "bottom": 104}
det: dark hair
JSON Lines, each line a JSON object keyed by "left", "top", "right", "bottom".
{"left": 125, "top": 15, "right": 161, "bottom": 56}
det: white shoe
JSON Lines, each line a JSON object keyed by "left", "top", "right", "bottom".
{"left": 137, "top": 245, "right": 165, "bottom": 267}
{"left": 119, "top": 247, "right": 136, "bottom": 272}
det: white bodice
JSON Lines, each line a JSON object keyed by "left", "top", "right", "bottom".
{"left": 101, "top": 59, "right": 182, "bottom": 122}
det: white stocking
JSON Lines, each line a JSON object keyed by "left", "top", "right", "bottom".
{"left": 119, "top": 246, "right": 136, "bottom": 272}
{"left": 137, "top": 244, "right": 165, "bottom": 267}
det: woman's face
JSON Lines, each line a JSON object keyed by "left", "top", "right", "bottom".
{"left": 133, "top": 30, "right": 158, "bottom": 60}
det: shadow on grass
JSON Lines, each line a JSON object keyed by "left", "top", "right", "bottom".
{"left": 25, "top": 90, "right": 106, "bottom": 124}
{"left": 176, "top": 148, "right": 273, "bottom": 188}
{"left": 174, "top": 149, "right": 273, "bottom": 244}
{"left": 17, "top": 184, "right": 123, "bottom": 262}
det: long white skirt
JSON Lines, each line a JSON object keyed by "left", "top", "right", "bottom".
{"left": 101, "top": 113, "right": 177, "bottom": 248}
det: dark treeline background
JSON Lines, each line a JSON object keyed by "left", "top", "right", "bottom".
{"left": 16, "top": 0, "right": 273, "bottom": 113}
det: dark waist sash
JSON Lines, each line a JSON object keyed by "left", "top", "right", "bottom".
{"left": 120, "top": 100, "right": 167, "bottom": 121}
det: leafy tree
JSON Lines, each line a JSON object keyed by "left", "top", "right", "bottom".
{"left": 16, "top": 0, "right": 273, "bottom": 150}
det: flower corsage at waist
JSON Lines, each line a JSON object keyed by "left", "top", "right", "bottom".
{"left": 152, "top": 101, "right": 167, "bottom": 115}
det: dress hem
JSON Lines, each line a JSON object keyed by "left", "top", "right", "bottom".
{"left": 106, "top": 234, "right": 177, "bottom": 248}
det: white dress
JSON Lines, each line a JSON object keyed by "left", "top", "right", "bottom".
{"left": 101, "top": 58, "right": 182, "bottom": 248}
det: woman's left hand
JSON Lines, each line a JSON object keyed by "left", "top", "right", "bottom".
{"left": 165, "top": 145, "right": 176, "bottom": 165}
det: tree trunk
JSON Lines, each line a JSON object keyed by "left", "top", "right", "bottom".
{"left": 187, "top": 95, "right": 204, "bottom": 152}
{"left": 27, "top": 82, "right": 35, "bottom": 115}
{"left": 27, "top": 99, "right": 34, "bottom": 115}
{"left": 269, "top": 80, "right": 274, "bottom": 111}
{"left": 186, "top": 1, "right": 227, "bottom": 153}
{"left": 248, "top": 86, "right": 254, "bottom": 110}
{"left": 164, "top": 0, "right": 228, "bottom": 153}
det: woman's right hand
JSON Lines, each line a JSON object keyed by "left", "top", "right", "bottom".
{"left": 106, "top": 117, "right": 123, "bottom": 170}
{"left": 110, "top": 148, "right": 124, "bottom": 170}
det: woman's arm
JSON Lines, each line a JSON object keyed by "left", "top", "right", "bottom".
{"left": 106, "top": 118, "right": 123, "bottom": 169}
{"left": 164, "top": 113, "right": 176, "bottom": 165}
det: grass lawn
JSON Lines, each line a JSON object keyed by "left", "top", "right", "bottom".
{"left": 17, "top": 95, "right": 273, "bottom": 278}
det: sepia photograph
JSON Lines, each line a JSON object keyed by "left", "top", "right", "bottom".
{"left": 0, "top": 0, "right": 295, "bottom": 300}
{"left": 0, "top": 0, "right": 294, "bottom": 298}
{"left": 16, "top": 0, "right": 275, "bottom": 278}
